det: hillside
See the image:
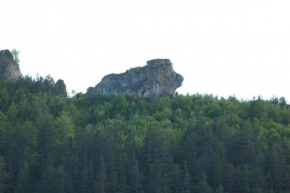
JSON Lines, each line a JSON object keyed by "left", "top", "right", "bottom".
{"left": 0, "top": 76, "right": 290, "bottom": 193}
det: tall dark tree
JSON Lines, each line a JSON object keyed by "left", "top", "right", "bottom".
{"left": 0, "top": 156, "right": 8, "bottom": 193}
{"left": 35, "top": 165, "right": 72, "bottom": 193}
{"left": 95, "top": 155, "right": 107, "bottom": 193}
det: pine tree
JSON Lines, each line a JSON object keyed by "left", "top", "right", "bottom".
{"left": 129, "top": 157, "right": 143, "bottom": 193}
{"left": 11, "top": 49, "right": 20, "bottom": 65}
{"left": 197, "top": 172, "right": 213, "bottom": 193}
{"left": 35, "top": 165, "right": 72, "bottom": 193}
{"left": 0, "top": 156, "right": 8, "bottom": 193}
{"left": 107, "top": 172, "right": 119, "bottom": 193}
{"left": 95, "top": 155, "right": 107, "bottom": 193}
{"left": 180, "top": 162, "right": 191, "bottom": 193}
{"left": 215, "top": 184, "right": 225, "bottom": 193}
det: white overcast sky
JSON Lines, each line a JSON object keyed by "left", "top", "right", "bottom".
{"left": 1, "top": 0, "right": 290, "bottom": 101}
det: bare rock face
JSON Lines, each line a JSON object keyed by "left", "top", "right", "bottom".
{"left": 53, "top": 79, "right": 67, "bottom": 97}
{"left": 0, "top": 50, "right": 21, "bottom": 81}
{"left": 92, "top": 59, "right": 184, "bottom": 102}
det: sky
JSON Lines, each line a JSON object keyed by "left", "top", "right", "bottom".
{"left": 1, "top": 0, "right": 290, "bottom": 101}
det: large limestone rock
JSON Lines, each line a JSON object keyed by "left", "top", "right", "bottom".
{"left": 92, "top": 59, "right": 184, "bottom": 101}
{"left": 0, "top": 50, "right": 21, "bottom": 81}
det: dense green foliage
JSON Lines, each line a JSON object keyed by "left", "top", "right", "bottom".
{"left": 1, "top": 76, "right": 290, "bottom": 193}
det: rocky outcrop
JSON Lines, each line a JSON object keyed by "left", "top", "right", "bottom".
{"left": 92, "top": 59, "right": 184, "bottom": 102}
{"left": 53, "top": 79, "right": 67, "bottom": 97}
{"left": 0, "top": 50, "right": 21, "bottom": 81}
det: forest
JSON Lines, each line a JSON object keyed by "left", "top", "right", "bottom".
{"left": 0, "top": 75, "right": 290, "bottom": 193}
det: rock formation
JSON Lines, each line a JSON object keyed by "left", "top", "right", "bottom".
{"left": 0, "top": 50, "right": 21, "bottom": 81}
{"left": 53, "top": 79, "right": 67, "bottom": 97}
{"left": 92, "top": 59, "right": 184, "bottom": 102}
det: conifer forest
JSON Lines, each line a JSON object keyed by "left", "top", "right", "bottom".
{"left": 1, "top": 76, "right": 290, "bottom": 193}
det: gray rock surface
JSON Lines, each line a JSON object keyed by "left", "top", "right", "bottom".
{"left": 0, "top": 50, "right": 21, "bottom": 81}
{"left": 92, "top": 59, "right": 184, "bottom": 101}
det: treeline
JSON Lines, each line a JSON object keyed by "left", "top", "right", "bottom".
{"left": 1, "top": 76, "right": 290, "bottom": 193}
